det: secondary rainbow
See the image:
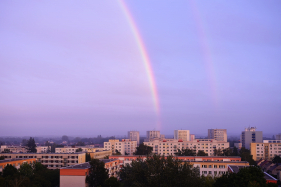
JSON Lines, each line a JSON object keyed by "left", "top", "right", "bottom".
{"left": 118, "top": 0, "right": 161, "bottom": 117}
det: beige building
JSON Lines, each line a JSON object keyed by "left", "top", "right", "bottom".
{"left": 55, "top": 146, "right": 104, "bottom": 153}
{"left": 88, "top": 150, "right": 112, "bottom": 159}
{"left": 0, "top": 158, "right": 37, "bottom": 172}
{"left": 128, "top": 131, "right": 140, "bottom": 145}
{"left": 174, "top": 130, "right": 190, "bottom": 141}
{"left": 0, "top": 153, "right": 85, "bottom": 169}
{"left": 251, "top": 140, "right": 281, "bottom": 161}
{"left": 37, "top": 146, "right": 49, "bottom": 153}
{"left": 0, "top": 145, "right": 27, "bottom": 153}
{"left": 104, "top": 139, "right": 137, "bottom": 155}
{"left": 144, "top": 139, "right": 229, "bottom": 156}
{"left": 208, "top": 129, "right": 227, "bottom": 142}
{"left": 190, "top": 134, "right": 195, "bottom": 141}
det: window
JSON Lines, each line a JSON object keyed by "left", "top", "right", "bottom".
{"left": 214, "top": 165, "right": 217, "bottom": 168}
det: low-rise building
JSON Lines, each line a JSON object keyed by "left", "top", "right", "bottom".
{"left": 144, "top": 139, "right": 229, "bottom": 156}
{"left": 60, "top": 159, "right": 120, "bottom": 187}
{"left": 0, "top": 153, "right": 85, "bottom": 170}
{"left": 37, "top": 146, "right": 49, "bottom": 153}
{"left": 0, "top": 145, "right": 27, "bottom": 153}
{"left": 55, "top": 146, "right": 105, "bottom": 153}
{"left": 250, "top": 140, "right": 281, "bottom": 161}
{"left": 103, "top": 139, "right": 137, "bottom": 155}
{"left": 0, "top": 158, "right": 36, "bottom": 172}
{"left": 109, "top": 155, "right": 246, "bottom": 178}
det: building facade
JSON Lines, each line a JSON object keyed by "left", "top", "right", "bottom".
{"left": 146, "top": 131, "right": 160, "bottom": 139}
{"left": 109, "top": 155, "right": 247, "bottom": 178}
{"left": 0, "top": 158, "right": 36, "bottom": 172}
{"left": 190, "top": 134, "right": 195, "bottom": 141}
{"left": 0, "top": 153, "right": 85, "bottom": 169}
{"left": 208, "top": 129, "right": 227, "bottom": 142}
{"left": 174, "top": 130, "right": 190, "bottom": 141}
{"left": 250, "top": 140, "right": 281, "bottom": 161}
{"left": 60, "top": 159, "right": 120, "bottom": 187}
{"left": 276, "top": 134, "right": 281, "bottom": 140}
{"left": 103, "top": 139, "right": 137, "bottom": 155}
{"left": 128, "top": 131, "right": 140, "bottom": 145}
{"left": 241, "top": 127, "right": 263, "bottom": 150}
{"left": 143, "top": 139, "right": 229, "bottom": 156}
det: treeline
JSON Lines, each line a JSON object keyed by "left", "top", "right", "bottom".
{"left": 0, "top": 162, "right": 59, "bottom": 187}
{"left": 86, "top": 155, "right": 278, "bottom": 187}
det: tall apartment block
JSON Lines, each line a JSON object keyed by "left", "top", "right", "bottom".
{"left": 103, "top": 139, "right": 137, "bottom": 155}
{"left": 174, "top": 130, "right": 190, "bottom": 141}
{"left": 146, "top": 131, "right": 160, "bottom": 139}
{"left": 128, "top": 131, "right": 140, "bottom": 145}
{"left": 250, "top": 140, "right": 281, "bottom": 161}
{"left": 190, "top": 134, "right": 195, "bottom": 141}
{"left": 208, "top": 129, "right": 227, "bottom": 142}
{"left": 241, "top": 127, "right": 263, "bottom": 150}
{"left": 276, "top": 134, "right": 281, "bottom": 140}
{"left": 144, "top": 139, "right": 229, "bottom": 156}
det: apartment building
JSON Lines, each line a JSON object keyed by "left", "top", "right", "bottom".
{"left": 55, "top": 146, "right": 104, "bottom": 153}
{"left": 36, "top": 146, "right": 49, "bottom": 153}
{"left": 0, "top": 153, "right": 85, "bottom": 169}
{"left": 276, "top": 134, "right": 281, "bottom": 140}
{"left": 143, "top": 139, "right": 229, "bottom": 156}
{"left": 103, "top": 139, "right": 137, "bottom": 155}
{"left": 241, "top": 127, "right": 263, "bottom": 149}
{"left": 190, "top": 134, "right": 195, "bottom": 141}
{"left": 0, "top": 158, "right": 36, "bottom": 172}
{"left": 250, "top": 140, "right": 281, "bottom": 161}
{"left": 109, "top": 155, "right": 247, "bottom": 178}
{"left": 146, "top": 131, "right": 160, "bottom": 139}
{"left": 0, "top": 145, "right": 27, "bottom": 153}
{"left": 60, "top": 159, "right": 120, "bottom": 187}
{"left": 174, "top": 130, "right": 190, "bottom": 141}
{"left": 128, "top": 131, "right": 140, "bottom": 145}
{"left": 208, "top": 129, "right": 227, "bottom": 142}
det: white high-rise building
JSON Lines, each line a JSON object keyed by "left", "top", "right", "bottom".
{"left": 174, "top": 130, "right": 190, "bottom": 141}
{"left": 208, "top": 129, "right": 227, "bottom": 142}
{"left": 146, "top": 131, "right": 160, "bottom": 139}
{"left": 128, "top": 131, "right": 140, "bottom": 145}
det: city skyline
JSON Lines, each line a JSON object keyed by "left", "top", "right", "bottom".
{"left": 1, "top": 0, "right": 281, "bottom": 136}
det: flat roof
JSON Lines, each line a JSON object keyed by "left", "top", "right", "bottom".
{"left": 0, "top": 158, "right": 35, "bottom": 163}
{"left": 61, "top": 159, "right": 119, "bottom": 170}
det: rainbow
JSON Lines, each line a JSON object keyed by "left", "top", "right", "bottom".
{"left": 189, "top": 0, "right": 219, "bottom": 107}
{"left": 118, "top": 1, "right": 161, "bottom": 124}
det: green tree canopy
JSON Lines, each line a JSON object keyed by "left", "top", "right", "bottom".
{"left": 86, "top": 159, "right": 109, "bottom": 187}
{"left": 239, "top": 147, "right": 256, "bottom": 165}
{"left": 27, "top": 137, "right": 37, "bottom": 153}
{"left": 197, "top": 150, "right": 208, "bottom": 156}
{"left": 133, "top": 143, "right": 153, "bottom": 155}
{"left": 119, "top": 155, "right": 203, "bottom": 187}
{"left": 175, "top": 148, "right": 196, "bottom": 156}
{"left": 272, "top": 155, "right": 281, "bottom": 164}
{"left": 76, "top": 148, "right": 83, "bottom": 152}
{"left": 214, "top": 166, "right": 269, "bottom": 187}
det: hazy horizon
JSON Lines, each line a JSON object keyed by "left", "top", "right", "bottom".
{"left": 1, "top": 1, "right": 281, "bottom": 136}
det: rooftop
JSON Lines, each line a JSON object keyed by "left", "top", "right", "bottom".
{"left": 0, "top": 158, "right": 35, "bottom": 163}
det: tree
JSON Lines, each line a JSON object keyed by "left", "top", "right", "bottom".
{"left": 197, "top": 150, "right": 208, "bottom": 156}
{"left": 214, "top": 166, "right": 267, "bottom": 187}
{"left": 175, "top": 148, "right": 195, "bottom": 156}
{"left": 0, "top": 156, "right": 4, "bottom": 160}
{"left": 213, "top": 148, "right": 223, "bottom": 156}
{"left": 222, "top": 148, "right": 233, "bottom": 156}
{"left": 119, "top": 155, "right": 203, "bottom": 187}
{"left": 239, "top": 147, "right": 256, "bottom": 165}
{"left": 113, "top": 150, "right": 122, "bottom": 155}
{"left": 86, "top": 153, "right": 92, "bottom": 162}
{"left": 26, "top": 137, "right": 37, "bottom": 153}
{"left": 272, "top": 155, "right": 281, "bottom": 164}
{"left": 21, "top": 139, "right": 28, "bottom": 146}
{"left": 86, "top": 159, "right": 109, "bottom": 187}
{"left": 133, "top": 143, "right": 153, "bottom": 155}
{"left": 62, "top": 135, "right": 69, "bottom": 142}
{"left": 76, "top": 141, "right": 85, "bottom": 146}
{"left": 232, "top": 146, "right": 239, "bottom": 156}
{"left": 76, "top": 148, "right": 83, "bottom": 152}
{"left": 104, "top": 177, "right": 120, "bottom": 187}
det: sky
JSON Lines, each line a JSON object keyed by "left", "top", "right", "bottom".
{"left": 1, "top": 0, "right": 281, "bottom": 137}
